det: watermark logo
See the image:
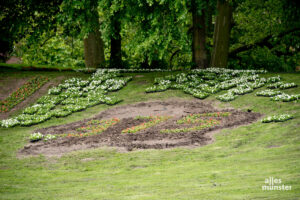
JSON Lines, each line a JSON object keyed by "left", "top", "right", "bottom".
{"left": 262, "top": 177, "right": 292, "bottom": 191}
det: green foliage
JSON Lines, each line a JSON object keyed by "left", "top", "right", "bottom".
{"left": 4, "top": 0, "right": 299, "bottom": 71}
{"left": 230, "top": 46, "right": 298, "bottom": 72}
{"left": 15, "top": 31, "right": 84, "bottom": 68}
{"left": 116, "top": 0, "right": 192, "bottom": 68}
{"left": 230, "top": 0, "right": 300, "bottom": 71}
{"left": 0, "top": 0, "right": 62, "bottom": 59}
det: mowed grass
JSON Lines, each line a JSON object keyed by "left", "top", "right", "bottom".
{"left": 0, "top": 71, "right": 299, "bottom": 200}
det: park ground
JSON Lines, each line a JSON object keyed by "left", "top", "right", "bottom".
{"left": 0, "top": 69, "right": 299, "bottom": 199}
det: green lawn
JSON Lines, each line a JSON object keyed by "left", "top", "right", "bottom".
{"left": 0, "top": 71, "right": 299, "bottom": 200}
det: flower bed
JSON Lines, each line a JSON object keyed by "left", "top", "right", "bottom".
{"left": 160, "top": 111, "right": 231, "bottom": 134}
{"left": 256, "top": 89, "right": 282, "bottom": 97}
{"left": 68, "top": 118, "right": 120, "bottom": 137}
{"left": 216, "top": 92, "right": 237, "bottom": 102}
{"left": 161, "top": 119, "right": 221, "bottom": 134}
{"left": 1, "top": 70, "right": 131, "bottom": 128}
{"left": 144, "top": 68, "right": 269, "bottom": 102}
{"left": 122, "top": 116, "right": 171, "bottom": 134}
{"left": 267, "top": 82, "right": 297, "bottom": 89}
{"left": 271, "top": 93, "right": 300, "bottom": 102}
{"left": 0, "top": 76, "right": 49, "bottom": 113}
{"left": 177, "top": 112, "right": 231, "bottom": 124}
{"left": 144, "top": 69, "right": 299, "bottom": 103}
{"left": 29, "top": 118, "right": 120, "bottom": 142}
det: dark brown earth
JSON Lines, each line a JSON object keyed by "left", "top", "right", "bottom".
{"left": 0, "top": 76, "right": 65, "bottom": 120}
{"left": 19, "top": 99, "right": 262, "bottom": 157}
{"left": 0, "top": 76, "right": 29, "bottom": 101}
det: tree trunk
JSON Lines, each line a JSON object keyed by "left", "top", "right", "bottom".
{"left": 83, "top": 1, "right": 105, "bottom": 68}
{"left": 84, "top": 30, "right": 105, "bottom": 68}
{"left": 206, "top": 5, "right": 214, "bottom": 37}
{"left": 191, "top": 0, "right": 208, "bottom": 69}
{"left": 210, "top": 0, "right": 232, "bottom": 68}
{"left": 110, "top": 12, "right": 122, "bottom": 68}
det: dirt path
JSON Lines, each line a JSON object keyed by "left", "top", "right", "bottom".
{"left": 19, "top": 99, "right": 262, "bottom": 157}
{"left": 0, "top": 76, "right": 65, "bottom": 120}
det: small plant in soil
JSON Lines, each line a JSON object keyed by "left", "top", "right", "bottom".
{"left": 161, "top": 119, "right": 220, "bottom": 134}
{"left": 122, "top": 116, "right": 171, "bottom": 134}
{"left": 44, "top": 134, "right": 57, "bottom": 141}
{"left": 0, "top": 76, "right": 49, "bottom": 113}
{"left": 30, "top": 132, "right": 44, "bottom": 142}
{"left": 71, "top": 118, "right": 120, "bottom": 137}
{"left": 161, "top": 112, "right": 231, "bottom": 134}
{"left": 177, "top": 112, "right": 230, "bottom": 124}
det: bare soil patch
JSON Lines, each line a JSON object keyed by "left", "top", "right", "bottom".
{"left": 19, "top": 99, "right": 261, "bottom": 157}
{"left": 0, "top": 76, "right": 29, "bottom": 101}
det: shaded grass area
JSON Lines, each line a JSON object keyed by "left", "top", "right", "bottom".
{"left": 0, "top": 71, "right": 299, "bottom": 199}
{"left": 0, "top": 63, "right": 81, "bottom": 72}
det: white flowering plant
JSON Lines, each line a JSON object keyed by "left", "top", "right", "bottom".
{"left": 216, "top": 92, "right": 237, "bottom": 102}
{"left": 30, "top": 132, "right": 44, "bottom": 142}
{"left": 267, "top": 76, "right": 281, "bottom": 83}
{"left": 48, "top": 87, "right": 62, "bottom": 95}
{"left": 44, "top": 134, "right": 57, "bottom": 141}
{"left": 193, "top": 91, "right": 209, "bottom": 99}
{"left": 261, "top": 114, "right": 293, "bottom": 123}
{"left": 256, "top": 89, "right": 282, "bottom": 97}
{"left": 0, "top": 118, "right": 20, "bottom": 128}
{"left": 1, "top": 70, "right": 132, "bottom": 128}
{"left": 279, "top": 82, "right": 297, "bottom": 89}
{"left": 271, "top": 93, "right": 300, "bottom": 102}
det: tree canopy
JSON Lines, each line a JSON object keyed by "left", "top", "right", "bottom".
{"left": 1, "top": 0, "right": 299, "bottom": 71}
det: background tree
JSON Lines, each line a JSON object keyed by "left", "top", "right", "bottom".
{"left": 119, "top": 0, "right": 191, "bottom": 69}
{"left": 99, "top": 0, "right": 125, "bottom": 68}
{"left": 0, "top": 0, "right": 62, "bottom": 62}
{"left": 228, "top": 0, "right": 300, "bottom": 71}
{"left": 5, "top": 0, "right": 299, "bottom": 71}
{"left": 60, "top": 0, "right": 105, "bottom": 68}
{"left": 210, "top": 0, "right": 233, "bottom": 68}
{"left": 190, "top": 0, "right": 208, "bottom": 68}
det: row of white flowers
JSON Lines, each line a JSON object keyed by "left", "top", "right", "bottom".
{"left": 144, "top": 69, "right": 298, "bottom": 103}
{"left": 261, "top": 114, "right": 293, "bottom": 123}
{"left": 1, "top": 70, "right": 131, "bottom": 128}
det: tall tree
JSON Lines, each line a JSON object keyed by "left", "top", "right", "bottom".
{"left": 191, "top": 0, "right": 208, "bottom": 68}
{"left": 210, "top": 0, "right": 233, "bottom": 68}
{"left": 98, "top": 0, "right": 125, "bottom": 68}
{"left": 83, "top": 1, "right": 105, "bottom": 68}
{"left": 118, "top": 0, "right": 190, "bottom": 68}
{"left": 109, "top": 11, "right": 122, "bottom": 67}
{"left": 60, "top": 0, "right": 105, "bottom": 68}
